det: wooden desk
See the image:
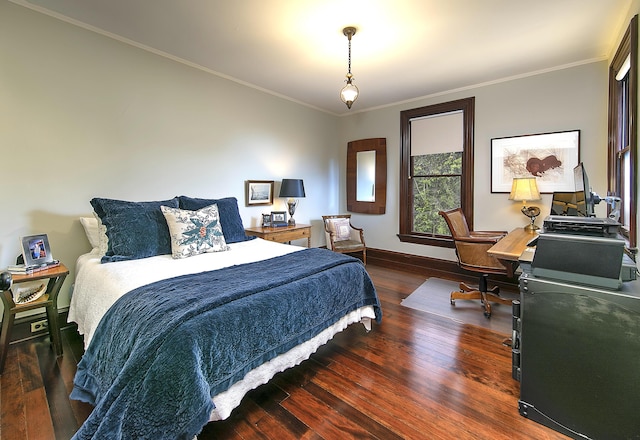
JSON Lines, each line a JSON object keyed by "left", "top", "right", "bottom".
{"left": 245, "top": 224, "right": 311, "bottom": 247}
{"left": 0, "top": 263, "right": 69, "bottom": 373}
{"left": 488, "top": 228, "right": 537, "bottom": 277}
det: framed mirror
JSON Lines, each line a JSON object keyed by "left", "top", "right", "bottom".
{"left": 347, "top": 138, "right": 387, "bottom": 214}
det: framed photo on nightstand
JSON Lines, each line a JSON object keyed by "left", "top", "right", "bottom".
{"left": 270, "top": 211, "right": 288, "bottom": 227}
{"left": 20, "top": 234, "right": 55, "bottom": 267}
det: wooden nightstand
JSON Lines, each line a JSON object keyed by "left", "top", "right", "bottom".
{"left": 0, "top": 263, "right": 69, "bottom": 374}
{"left": 245, "top": 224, "right": 311, "bottom": 247}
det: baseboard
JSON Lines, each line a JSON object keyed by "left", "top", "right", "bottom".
{"left": 3, "top": 308, "right": 76, "bottom": 345}
{"left": 366, "top": 247, "right": 519, "bottom": 291}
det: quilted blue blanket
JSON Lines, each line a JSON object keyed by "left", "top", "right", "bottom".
{"left": 70, "top": 248, "right": 381, "bottom": 439}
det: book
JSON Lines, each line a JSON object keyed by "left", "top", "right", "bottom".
{"left": 7, "top": 264, "right": 30, "bottom": 274}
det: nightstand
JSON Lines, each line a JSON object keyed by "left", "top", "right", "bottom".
{"left": 0, "top": 263, "right": 69, "bottom": 374}
{"left": 245, "top": 224, "right": 311, "bottom": 247}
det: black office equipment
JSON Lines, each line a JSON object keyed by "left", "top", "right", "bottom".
{"left": 531, "top": 233, "right": 625, "bottom": 289}
{"left": 573, "top": 162, "right": 595, "bottom": 217}
{"left": 542, "top": 215, "right": 620, "bottom": 237}
{"left": 568, "top": 162, "right": 624, "bottom": 222}
{"left": 514, "top": 225, "right": 639, "bottom": 439}
{"left": 549, "top": 191, "right": 580, "bottom": 216}
{"left": 514, "top": 274, "right": 640, "bottom": 439}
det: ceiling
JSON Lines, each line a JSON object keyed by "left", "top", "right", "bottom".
{"left": 12, "top": 0, "right": 633, "bottom": 115}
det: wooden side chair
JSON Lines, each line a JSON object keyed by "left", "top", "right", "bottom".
{"left": 438, "top": 208, "right": 514, "bottom": 318}
{"left": 322, "top": 214, "right": 366, "bottom": 264}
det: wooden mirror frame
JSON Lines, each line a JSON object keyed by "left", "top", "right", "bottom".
{"left": 347, "top": 138, "right": 387, "bottom": 214}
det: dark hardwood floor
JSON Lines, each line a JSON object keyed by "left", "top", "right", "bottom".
{"left": 0, "top": 264, "right": 568, "bottom": 439}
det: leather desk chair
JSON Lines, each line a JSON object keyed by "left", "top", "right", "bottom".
{"left": 438, "top": 208, "right": 514, "bottom": 318}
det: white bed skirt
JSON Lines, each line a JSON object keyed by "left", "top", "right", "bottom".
{"left": 209, "top": 305, "right": 376, "bottom": 421}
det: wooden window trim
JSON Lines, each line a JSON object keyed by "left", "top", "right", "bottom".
{"left": 608, "top": 15, "right": 638, "bottom": 250}
{"left": 399, "top": 97, "right": 475, "bottom": 247}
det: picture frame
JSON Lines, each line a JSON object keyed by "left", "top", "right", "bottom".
{"left": 270, "top": 211, "right": 288, "bottom": 227}
{"left": 246, "top": 180, "right": 274, "bottom": 206}
{"left": 261, "top": 213, "right": 272, "bottom": 227}
{"left": 21, "top": 234, "right": 55, "bottom": 267}
{"left": 491, "top": 129, "right": 580, "bottom": 193}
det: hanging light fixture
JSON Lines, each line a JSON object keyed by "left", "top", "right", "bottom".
{"left": 340, "top": 26, "right": 359, "bottom": 109}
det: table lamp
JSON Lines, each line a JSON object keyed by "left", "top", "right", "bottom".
{"left": 509, "top": 177, "right": 541, "bottom": 231}
{"left": 279, "top": 179, "right": 305, "bottom": 225}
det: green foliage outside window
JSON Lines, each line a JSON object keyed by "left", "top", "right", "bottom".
{"left": 412, "top": 152, "right": 462, "bottom": 234}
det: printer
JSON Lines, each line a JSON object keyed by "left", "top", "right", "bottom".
{"left": 531, "top": 215, "right": 636, "bottom": 290}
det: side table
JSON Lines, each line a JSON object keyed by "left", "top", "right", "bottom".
{"left": 245, "top": 224, "right": 311, "bottom": 247}
{"left": 0, "top": 263, "right": 69, "bottom": 374}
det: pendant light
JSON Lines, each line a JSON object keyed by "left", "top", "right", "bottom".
{"left": 340, "top": 26, "right": 359, "bottom": 109}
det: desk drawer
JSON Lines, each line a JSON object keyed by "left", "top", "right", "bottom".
{"left": 266, "top": 229, "right": 308, "bottom": 242}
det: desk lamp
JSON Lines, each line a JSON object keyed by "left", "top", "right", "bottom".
{"left": 509, "top": 177, "right": 541, "bottom": 231}
{"left": 279, "top": 179, "right": 305, "bottom": 226}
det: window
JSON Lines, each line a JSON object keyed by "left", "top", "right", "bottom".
{"left": 608, "top": 15, "right": 637, "bottom": 250}
{"left": 399, "top": 97, "right": 475, "bottom": 246}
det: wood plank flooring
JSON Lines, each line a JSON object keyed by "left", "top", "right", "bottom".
{"left": 0, "top": 264, "right": 568, "bottom": 439}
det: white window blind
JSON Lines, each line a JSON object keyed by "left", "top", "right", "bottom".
{"left": 410, "top": 111, "right": 463, "bottom": 156}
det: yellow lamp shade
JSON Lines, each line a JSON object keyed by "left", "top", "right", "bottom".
{"left": 509, "top": 177, "right": 541, "bottom": 202}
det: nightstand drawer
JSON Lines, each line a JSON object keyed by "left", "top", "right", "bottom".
{"left": 265, "top": 228, "right": 308, "bottom": 242}
{"left": 244, "top": 224, "right": 311, "bottom": 247}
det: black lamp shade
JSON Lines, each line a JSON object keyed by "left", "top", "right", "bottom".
{"left": 279, "top": 179, "right": 305, "bottom": 198}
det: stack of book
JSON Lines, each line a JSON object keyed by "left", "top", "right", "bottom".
{"left": 7, "top": 260, "right": 60, "bottom": 275}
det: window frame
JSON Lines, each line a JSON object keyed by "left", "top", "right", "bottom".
{"left": 608, "top": 15, "right": 638, "bottom": 251}
{"left": 399, "top": 97, "right": 475, "bottom": 247}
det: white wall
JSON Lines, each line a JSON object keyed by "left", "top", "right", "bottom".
{"left": 339, "top": 62, "right": 609, "bottom": 262}
{"left": 0, "top": 0, "right": 618, "bottom": 314}
{"left": 0, "top": 2, "right": 341, "bottom": 309}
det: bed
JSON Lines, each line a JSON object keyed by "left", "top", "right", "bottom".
{"left": 68, "top": 196, "right": 381, "bottom": 439}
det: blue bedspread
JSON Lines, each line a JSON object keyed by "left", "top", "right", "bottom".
{"left": 70, "top": 248, "right": 381, "bottom": 439}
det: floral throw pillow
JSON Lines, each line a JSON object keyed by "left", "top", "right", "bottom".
{"left": 161, "top": 204, "right": 230, "bottom": 259}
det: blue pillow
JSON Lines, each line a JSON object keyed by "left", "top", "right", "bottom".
{"left": 178, "top": 196, "right": 253, "bottom": 244}
{"left": 91, "top": 197, "right": 179, "bottom": 263}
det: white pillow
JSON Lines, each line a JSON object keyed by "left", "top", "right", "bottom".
{"left": 92, "top": 212, "right": 110, "bottom": 256}
{"left": 327, "top": 218, "right": 352, "bottom": 242}
{"left": 161, "top": 204, "right": 230, "bottom": 259}
{"left": 80, "top": 217, "right": 101, "bottom": 250}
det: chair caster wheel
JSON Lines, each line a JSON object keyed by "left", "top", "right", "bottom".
{"left": 450, "top": 299, "right": 456, "bottom": 306}
{"left": 484, "top": 311, "right": 491, "bottom": 318}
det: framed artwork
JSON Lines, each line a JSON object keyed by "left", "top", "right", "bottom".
{"left": 21, "top": 234, "right": 55, "bottom": 267}
{"left": 491, "top": 130, "right": 580, "bottom": 193}
{"left": 246, "top": 180, "right": 274, "bottom": 206}
{"left": 270, "top": 211, "right": 288, "bottom": 227}
{"left": 261, "top": 213, "right": 272, "bottom": 227}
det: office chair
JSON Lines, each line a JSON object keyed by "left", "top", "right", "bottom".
{"left": 438, "top": 208, "right": 514, "bottom": 318}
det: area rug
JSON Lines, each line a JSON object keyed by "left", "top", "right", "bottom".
{"left": 401, "top": 277, "right": 519, "bottom": 335}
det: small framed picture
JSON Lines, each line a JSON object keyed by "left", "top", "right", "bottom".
{"left": 246, "top": 180, "right": 274, "bottom": 206}
{"left": 262, "top": 213, "right": 272, "bottom": 227}
{"left": 270, "top": 211, "right": 288, "bottom": 227}
{"left": 21, "top": 234, "right": 55, "bottom": 267}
